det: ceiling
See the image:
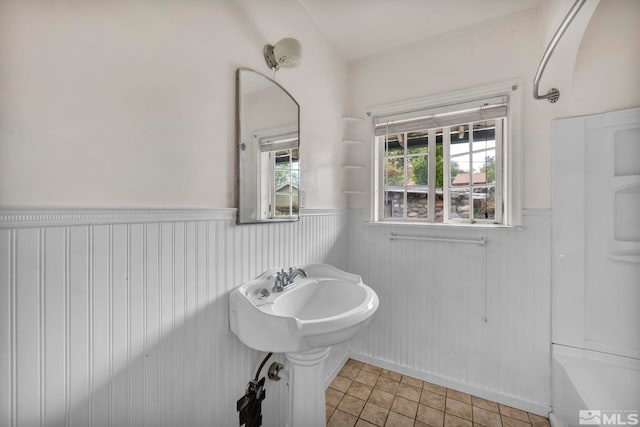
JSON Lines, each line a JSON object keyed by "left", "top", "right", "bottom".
{"left": 297, "top": 0, "right": 541, "bottom": 60}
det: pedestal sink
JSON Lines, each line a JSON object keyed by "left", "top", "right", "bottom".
{"left": 229, "top": 264, "right": 379, "bottom": 427}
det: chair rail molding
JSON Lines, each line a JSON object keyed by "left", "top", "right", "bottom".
{"left": 0, "top": 208, "right": 349, "bottom": 229}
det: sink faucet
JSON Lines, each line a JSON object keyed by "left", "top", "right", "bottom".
{"left": 272, "top": 267, "right": 308, "bottom": 292}
{"left": 286, "top": 266, "right": 307, "bottom": 283}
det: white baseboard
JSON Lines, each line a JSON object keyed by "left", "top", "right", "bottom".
{"left": 349, "top": 352, "right": 552, "bottom": 417}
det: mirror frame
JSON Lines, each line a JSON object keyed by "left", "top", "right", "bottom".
{"left": 236, "top": 67, "right": 301, "bottom": 224}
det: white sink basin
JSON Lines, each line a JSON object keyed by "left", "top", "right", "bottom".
{"left": 229, "top": 264, "right": 379, "bottom": 353}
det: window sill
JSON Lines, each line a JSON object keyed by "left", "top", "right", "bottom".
{"left": 364, "top": 220, "right": 523, "bottom": 231}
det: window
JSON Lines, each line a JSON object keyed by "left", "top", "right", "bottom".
{"left": 272, "top": 148, "right": 299, "bottom": 218}
{"left": 371, "top": 81, "right": 521, "bottom": 226}
{"left": 257, "top": 129, "right": 299, "bottom": 219}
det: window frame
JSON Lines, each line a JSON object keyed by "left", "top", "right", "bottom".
{"left": 253, "top": 124, "right": 299, "bottom": 220}
{"left": 368, "top": 80, "right": 522, "bottom": 227}
{"left": 271, "top": 148, "right": 299, "bottom": 219}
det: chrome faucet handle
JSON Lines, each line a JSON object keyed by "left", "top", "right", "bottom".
{"left": 288, "top": 266, "right": 307, "bottom": 277}
{"left": 273, "top": 267, "right": 306, "bottom": 292}
{"left": 284, "top": 268, "right": 294, "bottom": 286}
{"left": 273, "top": 269, "right": 286, "bottom": 292}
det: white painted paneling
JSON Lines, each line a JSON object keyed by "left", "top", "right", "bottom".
{"left": 347, "top": 209, "right": 552, "bottom": 411}
{"left": 487, "top": 212, "right": 552, "bottom": 406}
{"left": 16, "top": 228, "right": 41, "bottom": 426}
{"left": 0, "top": 209, "right": 348, "bottom": 427}
{"left": 0, "top": 230, "right": 11, "bottom": 426}
{"left": 43, "top": 227, "right": 67, "bottom": 425}
{"left": 2, "top": 206, "right": 554, "bottom": 420}
{"left": 91, "top": 225, "right": 111, "bottom": 427}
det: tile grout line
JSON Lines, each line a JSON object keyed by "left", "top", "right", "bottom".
{"left": 326, "top": 360, "right": 548, "bottom": 427}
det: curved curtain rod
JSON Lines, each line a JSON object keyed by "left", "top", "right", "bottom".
{"left": 533, "top": 0, "right": 587, "bottom": 103}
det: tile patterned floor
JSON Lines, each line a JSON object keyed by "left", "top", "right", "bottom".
{"left": 326, "top": 359, "right": 551, "bottom": 427}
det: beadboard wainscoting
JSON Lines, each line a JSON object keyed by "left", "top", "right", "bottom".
{"left": 346, "top": 209, "right": 552, "bottom": 415}
{"left": 0, "top": 208, "right": 349, "bottom": 427}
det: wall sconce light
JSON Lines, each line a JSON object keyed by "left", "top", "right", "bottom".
{"left": 264, "top": 38, "right": 303, "bottom": 71}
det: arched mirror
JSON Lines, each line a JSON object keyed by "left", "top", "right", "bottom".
{"left": 236, "top": 68, "right": 300, "bottom": 224}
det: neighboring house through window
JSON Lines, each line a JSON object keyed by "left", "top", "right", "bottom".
{"left": 273, "top": 148, "right": 299, "bottom": 218}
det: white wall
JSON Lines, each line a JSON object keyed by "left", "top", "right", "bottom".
{"left": 0, "top": 3, "right": 353, "bottom": 424}
{"left": 346, "top": 0, "right": 640, "bottom": 210}
{"left": 549, "top": 1, "right": 640, "bottom": 365}
{"left": 2, "top": 0, "right": 638, "bottom": 423}
{"left": 535, "top": 0, "right": 640, "bottom": 120}
{"left": 342, "top": 0, "right": 640, "bottom": 413}
{"left": 347, "top": 8, "right": 544, "bottom": 208}
{"left": 566, "top": 0, "right": 640, "bottom": 116}
{"left": 347, "top": 210, "right": 552, "bottom": 413}
{"left": 0, "top": 209, "right": 350, "bottom": 427}
{"left": 344, "top": 9, "right": 554, "bottom": 410}
{"left": 0, "top": 0, "right": 347, "bottom": 209}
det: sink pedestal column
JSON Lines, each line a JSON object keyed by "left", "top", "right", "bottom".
{"left": 285, "top": 347, "right": 331, "bottom": 427}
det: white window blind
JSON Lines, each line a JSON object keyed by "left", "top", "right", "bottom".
{"left": 258, "top": 133, "right": 299, "bottom": 152}
{"left": 374, "top": 96, "right": 507, "bottom": 136}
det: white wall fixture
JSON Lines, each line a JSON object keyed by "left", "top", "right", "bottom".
{"left": 552, "top": 107, "right": 640, "bottom": 358}
{"left": 341, "top": 116, "right": 366, "bottom": 198}
{"left": 264, "top": 38, "right": 303, "bottom": 71}
{"left": 229, "top": 264, "right": 379, "bottom": 426}
{"left": 229, "top": 264, "right": 378, "bottom": 353}
{"left": 551, "top": 107, "right": 640, "bottom": 427}
{"left": 533, "top": 0, "right": 588, "bottom": 103}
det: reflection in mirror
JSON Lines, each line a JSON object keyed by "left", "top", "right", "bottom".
{"left": 237, "top": 68, "right": 300, "bottom": 224}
